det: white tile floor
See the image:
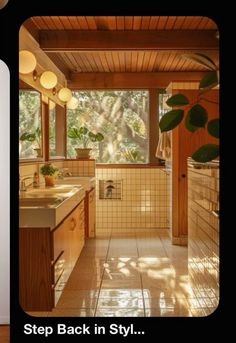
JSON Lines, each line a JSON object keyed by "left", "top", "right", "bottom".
{"left": 28, "top": 229, "right": 218, "bottom": 317}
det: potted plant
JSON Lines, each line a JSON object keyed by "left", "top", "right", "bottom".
{"left": 40, "top": 163, "right": 58, "bottom": 187}
{"left": 67, "top": 126, "right": 104, "bottom": 159}
{"left": 20, "top": 127, "right": 42, "bottom": 157}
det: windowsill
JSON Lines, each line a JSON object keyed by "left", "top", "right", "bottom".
{"left": 19, "top": 158, "right": 44, "bottom": 164}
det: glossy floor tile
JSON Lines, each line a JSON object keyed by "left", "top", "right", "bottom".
{"left": 30, "top": 229, "right": 218, "bottom": 317}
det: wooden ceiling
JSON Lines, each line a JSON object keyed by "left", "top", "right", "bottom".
{"left": 28, "top": 16, "right": 217, "bottom": 31}
{"left": 23, "top": 16, "right": 219, "bottom": 77}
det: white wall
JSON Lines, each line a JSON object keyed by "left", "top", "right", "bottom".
{"left": 0, "top": 60, "right": 10, "bottom": 323}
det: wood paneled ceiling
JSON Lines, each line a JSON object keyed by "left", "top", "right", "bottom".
{"left": 23, "top": 16, "right": 219, "bottom": 77}
{"left": 28, "top": 16, "right": 217, "bottom": 31}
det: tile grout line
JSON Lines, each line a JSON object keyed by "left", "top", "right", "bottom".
{"left": 94, "top": 231, "right": 112, "bottom": 317}
{"left": 135, "top": 230, "right": 146, "bottom": 317}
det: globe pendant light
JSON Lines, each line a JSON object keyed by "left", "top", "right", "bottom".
{"left": 58, "top": 87, "right": 72, "bottom": 102}
{"left": 40, "top": 71, "right": 58, "bottom": 89}
{"left": 19, "top": 50, "right": 37, "bottom": 74}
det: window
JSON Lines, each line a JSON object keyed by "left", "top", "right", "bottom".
{"left": 19, "top": 90, "right": 42, "bottom": 159}
{"left": 67, "top": 90, "right": 149, "bottom": 163}
{"left": 159, "top": 92, "right": 171, "bottom": 119}
{"left": 49, "top": 100, "right": 56, "bottom": 157}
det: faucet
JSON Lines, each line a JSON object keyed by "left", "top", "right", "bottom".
{"left": 20, "top": 176, "right": 34, "bottom": 192}
{"left": 58, "top": 168, "right": 72, "bottom": 179}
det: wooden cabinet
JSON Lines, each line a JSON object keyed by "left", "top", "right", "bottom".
{"left": 19, "top": 199, "right": 85, "bottom": 311}
{"left": 88, "top": 188, "right": 96, "bottom": 237}
{"left": 85, "top": 187, "right": 96, "bottom": 238}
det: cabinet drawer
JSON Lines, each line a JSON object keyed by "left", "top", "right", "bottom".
{"left": 77, "top": 200, "right": 84, "bottom": 215}
{"left": 53, "top": 252, "right": 65, "bottom": 286}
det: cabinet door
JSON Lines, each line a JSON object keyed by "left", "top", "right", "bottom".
{"left": 88, "top": 188, "right": 96, "bottom": 237}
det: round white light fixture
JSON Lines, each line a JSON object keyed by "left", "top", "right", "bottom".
{"left": 19, "top": 50, "right": 37, "bottom": 74}
{"left": 40, "top": 71, "right": 58, "bottom": 89}
{"left": 49, "top": 101, "right": 56, "bottom": 110}
{"left": 58, "top": 87, "right": 72, "bottom": 102}
{"left": 67, "top": 96, "right": 79, "bottom": 110}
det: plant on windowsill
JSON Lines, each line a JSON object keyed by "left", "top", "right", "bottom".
{"left": 67, "top": 126, "right": 104, "bottom": 159}
{"left": 20, "top": 127, "right": 42, "bottom": 158}
{"left": 40, "top": 163, "right": 58, "bottom": 187}
{"left": 159, "top": 53, "right": 219, "bottom": 163}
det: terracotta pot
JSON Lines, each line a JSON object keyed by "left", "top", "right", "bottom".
{"left": 75, "top": 148, "right": 92, "bottom": 159}
{"left": 44, "top": 175, "right": 55, "bottom": 187}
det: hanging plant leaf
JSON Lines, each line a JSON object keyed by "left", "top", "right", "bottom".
{"left": 207, "top": 118, "right": 219, "bottom": 138}
{"left": 188, "top": 104, "right": 208, "bottom": 128}
{"left": 166, "top": 94, "right": 189, "bottom": 107}
{"left": 192, "top": 144, "right": 219, "bottom": 162}
{"left": 185, "top": 112, "right": 198, "bottom": 132}
{"left": 159, "top": 109, "right": 184, "bottom": 132}
{"left": 199, "top": 71, "right": 218, "bottom": 90}
{"left": 182, "top": 53, "right": 217, "bottom": 70}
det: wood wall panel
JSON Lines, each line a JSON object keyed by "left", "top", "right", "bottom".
{"left": 171, "top": 89, "right": 219, "bottom": 244}
{"left": 19, "top": 228, "right": 53, "bottom": 311}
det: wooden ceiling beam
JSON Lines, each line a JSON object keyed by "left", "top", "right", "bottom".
{"left": 68, "top": 72, "right": 207, "bottom": 89}
{"left": 39, "top": 30, "right": 218, "bottom": 51}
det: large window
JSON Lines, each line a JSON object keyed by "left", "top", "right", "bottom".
{"left": 19, "top": 90, "right": 42, "bottom": 159}
{"left": 67, "top": 90, "right": 149, "bottom": 163}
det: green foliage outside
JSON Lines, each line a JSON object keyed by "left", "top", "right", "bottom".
{"left": 19, "top": 90, "right": 41, "bottom": 159}
{"left": 67, "top": 90, "right": 149, "bottom": 163}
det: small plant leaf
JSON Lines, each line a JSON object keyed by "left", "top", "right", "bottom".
{"left": 207, "top": 118, "right": 219, "bottom": 138}
{"left": 187, "top": 104, "right": 208, "bottom": 128}
{"left": 182, "top": 53, "right": 217, "bottom": 70}
{"left": 68, "top": 127, "right": 81, "bottom": 139}
{"left": 79, "top": 126, "right": 88, "bottom": 135}
{"left": 95, "top": 133, "right": 104, "bottom": 141}
{"left": 159, "top": 109, "right": 184, "bottom": 132}
{"left": 88, "top": 132, "right": 97, "bottom": 142}
{"left": 192, "top": 144, "right": 219, "bottom": 162}
{"left": 185, "top": 112, "right": 198, "bottom": 132}
{"left": 166, "top": 94, "right": 189, "bottom": 107}
{"left": 199, "top": 71, "right": 218, "bottom": 90}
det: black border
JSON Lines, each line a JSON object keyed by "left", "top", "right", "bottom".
{"left": 0, "top": 2, "right": 228, "bottom": 341}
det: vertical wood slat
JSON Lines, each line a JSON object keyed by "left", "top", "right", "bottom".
{"left": 50, "top": 16, "right": 65, "bottom": 30}
{"left": 116, "top": 16, "right": 125, "bottom": 30}
{"left": 149, "top": 89, "right": 159, "bottom": 164}
{"left": 85, "top": 16, "right": 97, "bottom": 30}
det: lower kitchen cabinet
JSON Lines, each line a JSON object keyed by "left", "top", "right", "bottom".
{"left": 19, "top": 199, "right": 85, "bottom": 311}
{"left": 85, "top": 187, "right": 96, "bottom": 238}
